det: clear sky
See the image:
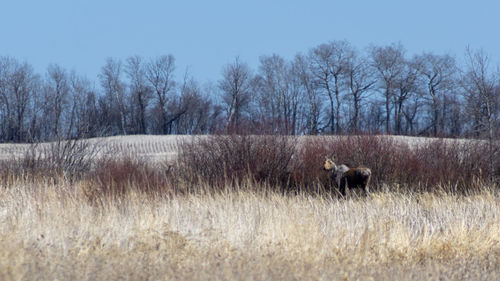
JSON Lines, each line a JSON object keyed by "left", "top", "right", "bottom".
{"left": 1, "top": 0, "right": 499, "bottom": 84}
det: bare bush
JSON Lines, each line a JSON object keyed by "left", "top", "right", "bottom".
{"left": 1, "top": 134, "right": 496, "bottom": 197}
{"left": 176, "top": 134, "right": 296, "bottom": 191}
{"left": 318, "top": 135, "right": 498, "bottom": 192}
{"left": 0, "top": 138, "right": 100, "bottom": 184}
{"left": 83, "top": 155, "right": 173, "bottom": 203}
{"left": 175, "top": 134, "right": 499, "bottom": 195}
{"left": 290, "top": 137, "right": 335, "bottom": 191}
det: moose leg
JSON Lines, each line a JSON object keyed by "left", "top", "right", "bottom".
{"left": 339, "top": 177, "right": 347, "bottom": 197}
{"left": 364, "top": 178, "right": 371, "bottom": 196}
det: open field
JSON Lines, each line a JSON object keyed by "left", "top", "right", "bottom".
{"left": 0, "top": 135, "right": 191, "bottom": 163}
{"left": 0, "top": 135, "right": 499, "bottom": 280}
{"left": 0, "top": 134, "right": 479, "bottom": 163}
{"left": 1, "top": 181, "right": 499, "bottom": 280}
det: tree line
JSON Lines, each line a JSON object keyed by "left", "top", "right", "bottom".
{"left": 0, "top": 41, "right": 499, "bottom": 142}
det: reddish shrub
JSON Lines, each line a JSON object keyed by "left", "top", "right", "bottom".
{"left": 1, "top": 135, "right": 497, "bottom": 197}
{"left": 290, "top": 137, "right": 334, "bottom": 191}
{"left": 314, "top": 135, "right": 497, "bottom": 192}
{"left": 176, "top": 134, "right": 296, "bottom": 191}
{"left": 176, "top": 134, "right": 498, "bottom": 194}
{"left": 412, "top": 139, "right": 491, "bottom": 192}
{"left": 320, "top": 135, "right": 403, "bottom": 187}
{"left": 85, "top": 156, "right": 171, "bottom": 200}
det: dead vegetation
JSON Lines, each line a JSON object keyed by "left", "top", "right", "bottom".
{"left": 0, "top": 135, "right": 499, "bottom": 280}
{"left": 1, "top": 181, "right": 499, "bottom": 280}
{"left": 175, "top": 134, "right": 499, "bottom": 194}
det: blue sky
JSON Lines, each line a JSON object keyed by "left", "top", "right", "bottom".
{"left": 1, "top": 0, "right": 499, "bottom": 84}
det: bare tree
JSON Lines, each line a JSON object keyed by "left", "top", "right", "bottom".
{"left": 286, "top": 57, "right": 308, "bottom": 135}
{"left": 461, "top": 48, "right": 498, "bottom": 137}
{"left": 291, "top": 54, "right": 322, "bottom": 134}
{"left": 70, "top": 73, "right": 102, "bottom": 138}
{"left": 0, "top": 57, "right": 14, "bottom": 141}
{"left": 343, "top": 50, "right": 375, "bottom": 132}
{"left": 414, "top": 53, "right": 457, "bottom": 136}
{"left": 173, "top": 76, "right": 214, "bottom": 134}
{"left": 370, "top": 43, "right": 406, "bottom": 134}
{"left": 43, "top": 64, "right": 70, "bottom": 139}
{"left": 392, "top": 58, "right": 420, "bottom": 135}
{"left": 310, "top": 41, "right": 351, "bottom": 133}
{"left": 461, "top": 48, "right": 499, "bottom": 178}
{"left": 219, "top": 57, "right": 253, "bottom": 132}
{"left": 126, "top": 56, "right": 151, "bottom": 134}
{"left": 3, "top": 41, "right": 499, "bottom": 142}
{"left": 365, "top": 101, "right": 386, "bottom": 133}
{"left": 2, "top": 60, "right": 40, "bottom": 142}
{"left": 99, "top": 58, "right": 127, "bottom": 135}
{"left": 256, "top": 54, "right": 285, "bottom": 132}
{"left": 256, "top": 54, "right": 301, "bottom": 134}
{"left": 145, "top": 55, "right": 176, "bottom": 134}
{"left": 402, "top": 93, "right": 423, "bottom": 135}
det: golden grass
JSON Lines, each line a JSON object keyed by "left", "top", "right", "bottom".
{"left": 1, "top": 181, "right": 500, "bottom": 280}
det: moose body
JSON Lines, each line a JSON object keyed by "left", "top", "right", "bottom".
{"left": 324, "top": 158, "right": 371, "bottom": 196}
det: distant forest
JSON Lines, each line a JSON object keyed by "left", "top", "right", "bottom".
{"left": 0, "top": 41, "right": 499, "bottom": 142}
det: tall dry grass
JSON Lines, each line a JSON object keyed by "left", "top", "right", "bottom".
{"left": 1, "top": 135, "right": 499, "bottom": 280}
{"left": 1, "top": 179, "right": 499, "bottom": 280}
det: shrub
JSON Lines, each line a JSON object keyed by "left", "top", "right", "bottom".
{"left": 316, "top": 135, "right": 498, "bottom": 193}
{"left": 84, "top": 155, "right": 172, "bottom": 202}
{"left": 175, "top": 134, "right": 499, "bottom": 194}
{"left": 175, "top": 134, "right": 296, "bottom": 191}
{"left": 1, "top": 134, "right": 497, "bottom": 198}
{"left": 290, "top": 137, "right": 335, "bottom": 191}
{"left": 412, "top": 139, "right": 493, "bottom": 192}
{"left": 0, "top": 139, "right": 98, "bottom": 185}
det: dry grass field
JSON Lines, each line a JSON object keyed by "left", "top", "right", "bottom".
{"left": 0, "top": 135, "right": 499, "bottom": 280}
{"left": 1, "top": 182, "right": 499, "bottom": 280}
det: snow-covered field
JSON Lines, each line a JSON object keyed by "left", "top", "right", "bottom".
{"left": 0, "top": 134, "right": 476, "bottom": 162}
{"left": 0, "top": 135, "right": 195, "bottom": 162}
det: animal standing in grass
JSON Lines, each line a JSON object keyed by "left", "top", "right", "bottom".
{"left": 324, "top": 157, "right": 371, "bottom": 196}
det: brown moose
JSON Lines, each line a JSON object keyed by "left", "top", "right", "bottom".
{"left": 324, "top": 157, "right": 371, "bottom": 196}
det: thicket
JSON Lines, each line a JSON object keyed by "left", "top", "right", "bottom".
{"left": 177, "top": 135, "right": 499, "bottom": 194}
{"left": 0, "top": 135, "right": 498, "bottom": 199}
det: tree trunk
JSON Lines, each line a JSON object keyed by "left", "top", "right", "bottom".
{"left": 385, "top": 89, "right": 391, "bottom": 134}
{"left": 334, "top": 75, "right": 341, "bottom": 134}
